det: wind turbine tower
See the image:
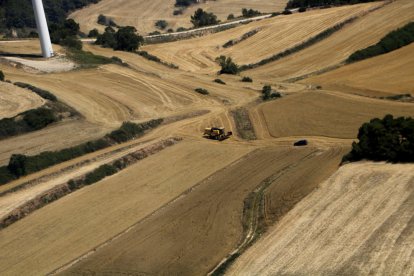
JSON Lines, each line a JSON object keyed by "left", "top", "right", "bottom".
{"left": 32, "top": 0, "right": 54, "bottom": 58}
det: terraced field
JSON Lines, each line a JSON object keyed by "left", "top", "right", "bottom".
{"left": 259, "top": 90, "right": 414, "bottom": 139}
{"left": 249, "top": 0, "right": 414, "bottom": 82}
{"left": 305, "top": 43, "right": 414, "bottom": 97}
{"left": 70, "top": 0, "right": 287, "bottom": 34}
{"left": 228, "top": 162, "right": 414, "bottom": 276}
{"left": 0, "top": 81, "right": 45, "bottom": 119}
{"left": 144, "top": 3, "right": 381, "bottom": 73}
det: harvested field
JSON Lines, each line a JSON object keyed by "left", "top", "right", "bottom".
{"left": 260, "top": 91, "right": 414, "bottom": 139}
{"left": 143, "top": 3, "right": 380, "bottom": 73}
{"left": 64, "top": 145, "right": 346, "bottom": 275}
{"left": 0, "top": 120, "right": 109, "bottom": 166}
{"left": 0, "top": 81, "right": 45, "bottom": 119}
{"left": 228, "top": 162, "right": 414, "bottom": 276}
{"left": 249, "top": 0, "right": 414, "bottom": 82}
{"left": 70, "top": 0, "right": 287, "bottom": 35}
{"left": 305, "top": 43, "right": 414, "bottom": 97}
{"left": 0, "top": 140, "right": 252, "bottom": 275}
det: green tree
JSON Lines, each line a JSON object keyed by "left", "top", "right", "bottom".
{"left": 114, "top": 26, "right": 144, "bottom": 52}
{"left": 191, "top": 8, "right": 219, "bottom": 27}
{"left": 217, "top": 55, "right": 239, "bottom": 75}
{"left": 0, "top": 70, "right": 4, "bottom": 82}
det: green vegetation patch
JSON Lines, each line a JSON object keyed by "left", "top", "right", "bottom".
{"left": 286, "top": 0, "right": 381, "bottom": 9}
{"left": 14, "top": 82, "right": 57, "bottom": 102}
{"left": 195, "top": 88, "right": 209, "bottom": 95}
{"left": 342, "top": 115, "right": 414, "bottom": 163}
{"left": 137, "top": 51, "right": 179, "bottom": 69}
{"left": 347, "top": 22, "right": 414, "bottom": 63}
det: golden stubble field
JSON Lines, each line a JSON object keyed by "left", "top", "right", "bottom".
{"left": 70, "top": 0, "right": 287, "bottom": 34}
{"left": 228, "top": 162, "right": 414, "bottom": 275}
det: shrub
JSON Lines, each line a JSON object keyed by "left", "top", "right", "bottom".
{"left": 217, "top": 55, "right": 239, "bottom": 75}
{"left": 191, "top": 8, "right": 219, "bottom": 27}
{"left": 84, "top": 164, "right": 117, "bottom": 185}
{"left": 298, "top": 7, "right": 307, "bottom": 12}
{"left": 175, "top": 0, "right": 197, "bottom": 7}
{"left": 0, "top": 70, "right": 4, "bottom": 81}
{"left": 50, "top": 19, "right": 82, "bottom": 49}
{"left": 195, "top": 88, "right": 209, "bottom": 95}
{"left": 96, "top": 26, "right": 144, "bottom": 52}
{"left": 177, "top": 27, "right": 187, "bottom": 32}
{"left": 347, "top": 22, "right": 414, "bottom": 63}
{"left": 14, "top": 82, "right": 57, "bottom": 101}
{"left": 227, "top": 14, "right": 235, "bottom": 20}
{"left": 149, "top": 31, "right": 161, "bottom": 35}
{"left": 342, "top": 115, "right": 414, "bottom": 163}
{"left": 241, "top": 76, "right": 253, "bottom": 82}
{"left": 60, "top": 36, "right": 82, "bottom": 50}
{"left": 282, "top": 9, "right": 292, "bottom": 15}
{"left": 262, "top": 85, "right": 281, "bottom": 101}
{"left": 88, "top": 28, "right": 99, "bottom": 37}
{"left": 241, "top": 8, "right": 261, "bottom": 18}
{"left": 155, "top": 20, "right": 168, "bottom": 30}
{"left": 97, "top": 14, "right": 117, "bottom": 27}
{"left": 214, "top": 79, "right": 226, "bottom": 85}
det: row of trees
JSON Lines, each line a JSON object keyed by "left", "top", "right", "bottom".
{"left": 343, "top": 115, "right": 414, "bottom": 163}
{"left": 95, "top": 26, "right": 144, "bottom": 52}
{"left": 286, "top": 0, "right": 380, "bottom": 9}
{"left": 347, "top": 22, "right": 414, "bottom": 63}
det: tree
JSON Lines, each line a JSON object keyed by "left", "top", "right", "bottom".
{"left": 217, "top": 55, "right": 239, "bottom": 75}
{"left": 262, "top": 85, "right": 281, "bottom": 100}
{"left": 0, "top": 70, "right": 4, "bottom": 82}
{"left": 191, "top": 8, "right": 219, "bottom": 27}
{"left": 155, "top": 20, "right": 168, "bottom": 30}
{"left": 242, "top": 8, "right": 261, "bottom": 18}
{"left": 8, "top": 154, "right": 27, "bottom": 177}
{"left": 88, "top": 28, "right": 99, "bottom": 37}
{"left": 114, "top": 26, "right": 144, "bottom": 52}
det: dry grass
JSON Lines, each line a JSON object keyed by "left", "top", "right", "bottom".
{"left": 0, "top": 81, "right": 45, "bottom": 119}
{"left": 228, "top": 162, "right": 414, "bottom": 276}
{"left": 304, "top": 43, "right": 414, "bottom": 97}
{"left": 260, "top": 90, "right": 414, "bottom": 139}
{"left": 70, "top": 0, "right": 287, "bottom": 35}
{"left": 249, "top": 0, "right": 414, "bottom": 82}
{"left": 143, "top": 3, "right": 380, "bottom": 73}
{"left": 0, "top": 140, "right": 252, "bottom": 275}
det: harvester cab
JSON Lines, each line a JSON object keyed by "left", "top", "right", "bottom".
{"left": 203, "top": 127, "right": 233, "bottom": 141}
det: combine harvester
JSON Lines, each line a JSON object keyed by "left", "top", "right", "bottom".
{"left": 203, "top": 127, "right": 233, "bottom": 141}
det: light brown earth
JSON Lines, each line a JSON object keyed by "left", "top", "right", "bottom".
{"left": 304, "top": 43, "right": 414, "bottom": 97}
{"left": 70, "top": 0, "right": 287, "bottom": 35}
{"left": 143, "top": 3, "right": 381, "bottom": 73}
{"left": 228, "top": 162, "right": 414, "bottom": 276}
{"left": 249, "top": 0, "right": 414, "bottom": 82}
{"left": 259, "top": 90, "right": 414, "bottom": 139}
{"left": 0, "top": 81, "right": 45, "bottom": 119}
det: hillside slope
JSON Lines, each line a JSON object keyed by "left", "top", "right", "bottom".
{"left": 304, "top": 43, "right": 414, "bottom": 97}
{"left": 228, "top": 162, "right": 414, "bottom": 275}
{"left": 70, "top": 0, "right": 287, "bottom": 34}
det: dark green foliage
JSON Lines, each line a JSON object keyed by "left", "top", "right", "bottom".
{"left": 175, "top": 0, "right": 197, "bottom": 7}
{"left": 0, "top": 70, "right": 4, "bottom": 82}
{"left": 217, "top": 55, "right": 239, "bottom": 75}
{"left": 88, "top": 28, "right": 99, "bottom": 37}
{"left": 343, "top": 115, "right": 414, "bottom": 163}
{"left": 155, "top": 20, "right": 168, "bottom": 30}
{"left": 97, "top": 14, "right": 117, "bottom": 27}
{"left": 177, "top": 27, "right": 187, "bottom": 32}
{"left": 347, "top": 22, "right": 414, "bottom": 63}
{"left": 136, "top": 51, "right": 179, "bottom": 69}
{"left": 195, "top": 88, "right": 209, "bottom": 95}
{"left": 214, "top": 79, "right": 226, "bottom": 85}
{"left": 60, "top": 36, "right": 82, "bottom": 50}
{"left": 298, "top": 7, "right": 307, "bottom": 12}
{"left": 262, "top": 85, "right": 281, "bottom": 101}
{"left": 0, "top": 107, "right": 58, "bottom": 139}
{"left": 241, "top": 8, "right": 261, "bottom": 18}
{"left": 49, "top": 19, "right": 82, "bottom": 50}
{"left": 0, "top": 119, "right": 163, "bottom": 185}
{"left": 286, "top": 0, "right": 380, "bottom": 9}
{"left": 0, "top": 0, "right": 100, "bottom": 30}
{"left": 191, "top": 8, "right": 219, "bottom": 28}
{"left": 241, "top": 76, "right": 253, "bottom": 82}
{"left": 380, "top": 94, "right": 412, "bottom": 101}
{"left": 84, "top": 164, "right": 117, "bottom": 185}
{"left": 227, "top": 14, "right": 235, "bottom": 20}
{"left": 14, "top": 82, "right": 58, "bottom": 101}
{"left": 282, "top": 9, "right": 293, "bottom": 15}
{"left": 96, "top": 26, "right": 144, "bottom": 52}
{"left": 167, "top": 28, "right": 174, "bottom": 33}
{"left": 149, "top": 31, "right": 161, "bottom": 35}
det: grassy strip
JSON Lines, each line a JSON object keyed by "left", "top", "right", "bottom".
{"left": 231, "top": 108, "right": 256, "bottom": 140}
{"left": 0, "top": 138, "right": 182, "bottom": 230}
{"left": 136, "top": 51, "right": 179, "bottom": 69}
{"left": 66, "top": 48, "right": 127, "bottom": 68}
{"left": 240, "top": 16, "right": 359, "bottom": 71}
{"left": 347, "top": 22, "right": 414, "bottom": 63}
{"left": 0, "top": 119, "right": 163, "bottom": 185}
